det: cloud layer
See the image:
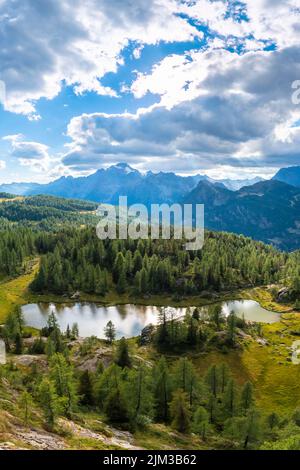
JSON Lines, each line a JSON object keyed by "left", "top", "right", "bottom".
{"left": 0, "top": 0, "right": 199, "bottom": 118}
{"left": 62, "top": 45, "right": 300, "bottom": 176}
{"left": 1, "top": 0, "right": 300, "bottom": 178}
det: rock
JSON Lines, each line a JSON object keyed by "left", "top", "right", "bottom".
{"left": 59, "top": 419, "right": 142, "bottom": 450}
{"left": 140, "top": 324, "right": 155, "bottom": 345}
{"left": 256, "top": 338, "right": 269, "bottom": 346}
{"left": 13, "top": 427, "right": 66, "bottom": 450}
{"left": 77, "top": 346, "right": 113, "bottom": 371}
{"left": 236, "top": 329, "right": 252, "bottom": 339}
{"left": 71, "top": 291, "right": 80, "bottom": 299}
{"left": 13, "top": 355, "right": 47, "bottom": 368}
{"left": 276, "top": 287, "right": 290, "bottom": 302}
{"left": 23, "top": 337, "right": 46, "bottom": 347}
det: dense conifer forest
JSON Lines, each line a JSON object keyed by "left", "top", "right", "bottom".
{"left": 1, "top": 195, "right": 300, "bottom": 450}
{"left": 30, "top": 228, "right": 289, "bottom": 296}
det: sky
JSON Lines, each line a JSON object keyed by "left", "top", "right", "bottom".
{"left": 0, "top": 0, "right": 300, "bottom": 183}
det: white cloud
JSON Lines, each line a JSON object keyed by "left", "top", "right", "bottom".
{"left": 3, "top": 134, "right": 52, "bottom": 172}
{"left": 2, "top": 0, "right": 300, "bottom": 179}
{"left": 61, "top": 45, "right": 300, "bottom": 175}
{"left": 3, "top": 1, "right": 299, "bottom": 118}
{"left": 179, "top": 0, "right": 300, "bottom": 48}
{"left": 244, "top": 0, "right": 300, "bottom": 48}
{"left": 0, "top": 0, "right": 201, "bottom": 118}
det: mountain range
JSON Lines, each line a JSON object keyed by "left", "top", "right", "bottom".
{"left": 0, "top": 162, "right": 262, "bottom": 202}
{"left": 272, "top": 166, "right": 300, "bottom": 188}
{"left": 2, "top": 162, "right": 300, "bottom": 250}
{"left": 184, "top": 179, "right": 300, "bottom": 251}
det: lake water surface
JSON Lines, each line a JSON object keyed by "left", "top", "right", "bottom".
{"left": 22, "top": 299, "right": 281, "bottom": 339}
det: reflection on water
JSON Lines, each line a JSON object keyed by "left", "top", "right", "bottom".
{"left": 22, "top": 299, "right": 280, "bottom": 339}
{"left": 22, "top": 303, "right": 187, "bottom": 339}
{"left": 219, "top": 300, "right": 280, "bottom": 324}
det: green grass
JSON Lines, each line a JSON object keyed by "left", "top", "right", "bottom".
{"left": 134, "top": 423, "right": 208, "bottom": 450}
{"left": 0, "top": 259, "right": 39, "bottom": 323}
{"left": 186, "top": 314, "right": 300, "bottom": 416}
{"left": 66, "top": 436, "right": 121, "bottom": 450}
{"left": 240, "top": 286, "right": 293, "bottom": 313}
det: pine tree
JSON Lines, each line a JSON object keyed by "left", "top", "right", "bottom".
{"left": 211, "top": 304, "right": 223, "bottom": 330}
{"left": 152, "top": 357, "right": 171, "bottom": 422}
{"left": 133, "top": 250, "right": 143, "bottom": 274}
{"left": 243, "top": 409, "right": 261, "bottom": 449}
{"left": 207, "top": 393, "right": 218, "bottom": 424}
{"left": 170, "top": 389, "right": 191, "bottom": 434}
{"left": 192, "top": 308, "right": 200, "bottom": 321}
{"left": 193, "top": 406, "right": 210, "bottom": 440}
{"left": 45, "top": 337, "right": 56, "bottom": 358}
{"left": 38, "top": 378, "right": 61, "bottom": 430}
{"left": 96, "top": 360, "right": 104, "bottom": 376}
{"left": 71, "top": 323, "right": 79, "bottom": 339}
{"left": 113, "top": 252, "right": 125, "bottom": 283}
{"left": 19, "top": 391, "right": 33, "bottom": 428}
{"left": 205, "top": 365, "right": 218, "bottom": 398}
{"left": 186, "top": 314, "right": 197, "bottom": 346}
{"left": 104, "top": 385, "right": 129, "bottom": 424}
{"left": 140, "top": 267, "right": 148, "bottom": 294}
{"left": 50, "top": 353, "right": 79, "bottom": 417}
{"left": 223, "top": 379, "right": 238, "bottom": 418}
{"left": 173, "top": 358, "right": 198, "bottom": 407}
{"left": 115, "top": 337, "right": 132, "bottom": 369}
{"left": 116, "top": 266, "right": 127, "bottom": 294}
{"left": 240, "top": 381, "right": 254, "bottom": 414}
{"left": 14, "top": 332, "right": 23, "bottom": 355}
{"left": 266, "top": 412, "right": 280, "bottom": 431}
{"left": 104, "top": 320, "right": 116, "bottom": 344}
{"left": 227, "top": 311, "right": 237, "bottom": 346}
{"left": 155, "top": 308, "right": 170, "bottom": 348}
{"left": 218, "top": 363, "right": 230, "bottom": 394}
{"left": 127, "top": 363, "right": 153, "bottom": 422}
{"left": 47, "top": 311, "right": 59, "bottom": 333}
{"left": 79, "top": 370, "right": 94, "bottom": 406}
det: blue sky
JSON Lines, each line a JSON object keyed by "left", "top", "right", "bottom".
{"left": 0, "top": 0, "right": 300, "bottom": 183}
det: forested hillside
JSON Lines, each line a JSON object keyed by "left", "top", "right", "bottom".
{"left": 1, "top": 195, "right": 300, "bottom": 450}
{"left": 30, "top": 228, "right": 289, "bottom": 297}
{"left": 0, "top": 195, "right": 98, "bottom": 229}
{"left": 184, "top": 180, "right": 300, "bottom": 251}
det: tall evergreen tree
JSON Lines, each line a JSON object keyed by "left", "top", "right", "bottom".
{"left": 104, "top": 321, "right": 116, "bottom": 344}
{"left": 170, "top": 390, "right": 191, "bottom": 434}
{"left": 38, "top": 378, "right": 61, "bottom": 430}
{"left": 115, "top": 337, "right": 132, "bottom": 369}
{"left": 152, "top": 357, "right": 171, "bottom": 422}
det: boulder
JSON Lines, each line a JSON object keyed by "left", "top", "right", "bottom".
{"left": 276, "top": 287, "right": 290, "bottom": 302}
{"left": 13, "top": 355, "right": 47, "bottom": 368}
{"left": 71, "top": 291, "right": 80, "bottom": 299}
{"left": 140, "top": 324, "right": 155, "bottom": 345}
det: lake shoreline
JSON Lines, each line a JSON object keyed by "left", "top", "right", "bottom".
{"left": 22, "top": 299, "right": 282, "bottom": 339}
{"left": 26, "top": 286, "right": 292, "bottom": 315}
